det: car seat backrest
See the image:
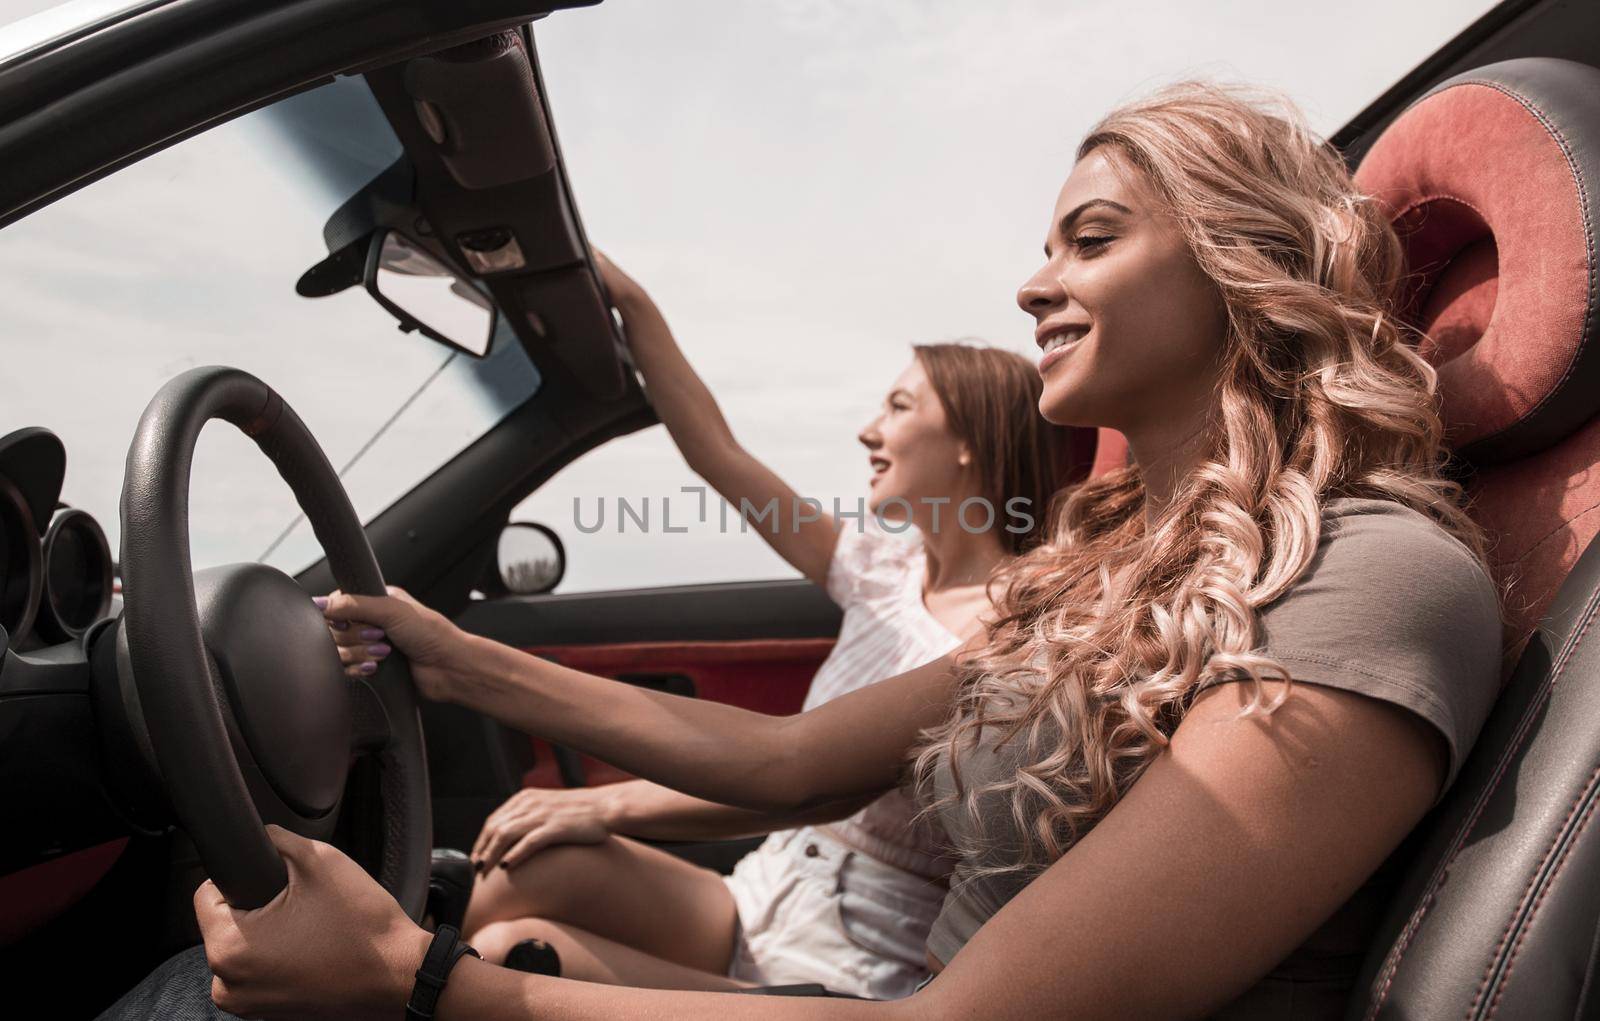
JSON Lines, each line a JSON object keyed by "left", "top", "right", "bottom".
{"left": 1347, "top": 58, "right": 1600, "bottom": 1020}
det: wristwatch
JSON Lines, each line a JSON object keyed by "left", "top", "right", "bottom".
{"left": 405, "top": 924, "right": 481, "bottom": 1020}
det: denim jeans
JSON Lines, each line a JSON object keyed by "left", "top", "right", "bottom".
{"left": 96, "top": 946, "right": 239, "bottom": 1021}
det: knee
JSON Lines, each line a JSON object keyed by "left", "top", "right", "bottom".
{"left": 464, "top": 839, "right": 617, "bottom": 932}
{"left": 469, "top": 918, "right": 566, "bottom": 966}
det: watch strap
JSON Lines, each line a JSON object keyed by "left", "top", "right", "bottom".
{"left": 405, "top": 924, "right": 481, "bottom": 1020}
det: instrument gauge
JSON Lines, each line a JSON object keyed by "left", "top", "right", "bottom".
{"left": 37, "top": 508, "right": 113, "bottom": 643}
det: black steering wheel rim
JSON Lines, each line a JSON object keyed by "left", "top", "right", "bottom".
{"left": 119, "top": 365, "right": 431, "bottom": 919}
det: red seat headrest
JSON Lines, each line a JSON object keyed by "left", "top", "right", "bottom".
{"left": 1089, "top": 428, "right": 1128, "bottom": 478}
{"left": 1354, "top": 58, "right": 1600, "bottom": 467}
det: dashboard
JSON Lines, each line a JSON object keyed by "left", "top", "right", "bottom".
{"left": 0, "top": 427, "right": 114, "bottom": 652}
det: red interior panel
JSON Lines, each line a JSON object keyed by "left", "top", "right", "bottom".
{"left": 519, "top": 638, "right": 835, "bottom": 787}
{"left": 0, "top": 838, "right": 127, "bottom": 947}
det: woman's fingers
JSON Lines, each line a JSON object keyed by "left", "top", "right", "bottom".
{"left": 317, "top": 591, "right": 404, "bottom": 629}
{"left": 334, "top": 636, "right": 390, "bottom": 671}
{"left": 472, "top": 817, "right": 504, "bottom": 869}
{"left": 499, "top": 827, "right": 561, "bottom": 872}
{"left": 471, "top": 798, "right": 522, "bottom": 864}
{"left": 470, "top": 824, "right": 491, "bottom": 867}
{"left": 477, "top": 817, "right": 533, "bottom": 873}
{"left": 334, "top": 639, "right": 391, "bottom": 660}
{"left": 327, "top": 620, "right": 386, "bottom": 646}
{"left": 471, "top": 791, "right": 556, "bottom": 868}
{"left": 316, "top": 591, "right": 391, "bottom": 676}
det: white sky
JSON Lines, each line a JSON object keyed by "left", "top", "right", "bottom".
{"left": 0, "top": 0, "right": 1497, "bottom": 593}
{"left": 511, "top": 0, "right": 1498, "bottom": 590}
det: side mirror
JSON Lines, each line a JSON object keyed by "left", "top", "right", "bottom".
{"left": 365, "top": 230, "right": 496, "bottom": 357}
{"left": 488, "top": 522, "right": 566, "bottom": 596}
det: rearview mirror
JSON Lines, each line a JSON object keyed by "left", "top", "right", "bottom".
{"left": 365, "top": 230, "right": 495, "bottom": 357}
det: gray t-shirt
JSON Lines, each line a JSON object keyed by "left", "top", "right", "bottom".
{"left": 923, "top": 498, "right": 1501, "bottom": 1014}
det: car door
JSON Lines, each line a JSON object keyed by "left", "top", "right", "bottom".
{"left": 425, "top": 572, "right": 842, "bottom": 866}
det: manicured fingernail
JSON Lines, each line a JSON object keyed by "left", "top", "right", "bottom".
{"left": 313, "top": 596, "right": 328, "bottom": 609}
{"left": 330, "top": 620, "right": 349, "bottom": 631}
{"left": 368, "top": 643, "right": 391, "bottom": 658}
{"left": 359, "top": 628, "right": 385, "bottom": 641}
{"left": 358, "top": 661, "right": 377, "bottom": 675}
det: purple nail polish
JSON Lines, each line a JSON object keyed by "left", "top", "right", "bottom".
{"left": 368, "top": 643, "right": 391, "bottom": 657}
{"left": 330, "top": 620, "right": 349, "bottom": 632}
{"left": 359, "top": 628, "right": 384, "bottom": 641}
{"left": 358, "top": 661, "right": 377, "bottom": 675}
{"left": 312, "top": 596, "right": 329, "bottom": 610}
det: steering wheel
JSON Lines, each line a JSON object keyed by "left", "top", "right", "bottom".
{"left": 116, "top": 366, "right": 431, "bottom": 919}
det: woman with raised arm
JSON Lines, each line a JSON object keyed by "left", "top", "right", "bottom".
{"left": 109, "top": 81, "right": 1502, "bottom": 1021}
{"left": 458, "top": 257, "right": 1084, "bottom": 998}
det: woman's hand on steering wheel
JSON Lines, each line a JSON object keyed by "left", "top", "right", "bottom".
{"left": 197, "top": 825, "right": 428, "bottom": 1021}
{"left": 318, "top": 587, "right": 470, "bottom": 702}
{"left": 471, "top": 786, "right": 612, "bottom": 874}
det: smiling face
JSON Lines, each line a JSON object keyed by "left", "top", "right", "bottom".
{"left": 1017, "top": 148, "right": 1228, "bottom": 443}
{"left": 858, "top": 358, "right": 971, "bottom": 518}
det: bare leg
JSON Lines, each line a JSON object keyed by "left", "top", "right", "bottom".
{"left": 463, "top": 836, "right": 739, "bottom": 976}
{"left": 471, "top": 918, "right": 755, "bottom": 991}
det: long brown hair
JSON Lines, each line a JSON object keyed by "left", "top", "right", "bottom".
{"left": 913, "top": 342, "right": 1092, "bottom": 555}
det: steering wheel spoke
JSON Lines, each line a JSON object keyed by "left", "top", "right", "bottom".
{"left": 348, "top": 675, "right": 393, "bottom": 753}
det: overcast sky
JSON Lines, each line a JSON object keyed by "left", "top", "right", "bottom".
{"left": 0, "top": 0, "right": 1497, "bottom": 593}
{"left": 510, "top": 0, "right": 1497, "bottom": 590}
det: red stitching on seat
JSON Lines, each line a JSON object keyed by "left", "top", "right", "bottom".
{"left": 1481, "top": 765, "right": 1600, "bottom": 1018}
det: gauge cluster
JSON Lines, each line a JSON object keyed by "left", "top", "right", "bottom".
{"left": 0, "top": 428, "right": 113, "bottom": 650}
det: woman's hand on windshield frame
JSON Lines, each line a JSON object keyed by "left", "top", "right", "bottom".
{"left": 593, "top": 249, "right": 645, "bottom": 306}
{"left": 591, "top": 247, "right": 841, "bottom": 587}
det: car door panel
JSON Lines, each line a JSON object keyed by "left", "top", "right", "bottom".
{"left": 521, "top": 637, "right": 836, "bottom": 788}
{"left": 429, "top": 579, "right": 841, "bottom": 854}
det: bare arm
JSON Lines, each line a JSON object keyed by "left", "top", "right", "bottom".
{"left": 472, "top": 777, "right": 879, "bottom": 871}
{"left": 324, "top": 590, "right": 958, "bottom": 856}
{"left": 199, "top": 668, "right": 1446, "bottom": 1021}
{"left": 434, "top": 679, "right": 1444, "bottom": 1019}
{"left": 446, "top": 632, "right": 962, "bottom": 813}
{"left": 596, "top": 779, "right": 877, "bottom": 841}
{"left": 598, "top": 252, "right": 839, "bottom": 585}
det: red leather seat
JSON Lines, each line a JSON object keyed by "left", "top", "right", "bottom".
{"left": 1088, "top": 428, "right": 1129, "bottom": 478}
{"left": 1347, "top": 58, "right": 1600, "bottom": 1019}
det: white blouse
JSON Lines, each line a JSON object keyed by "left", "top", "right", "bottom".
{"left": 803, "top": 518, "right": 964, "bottom": 879}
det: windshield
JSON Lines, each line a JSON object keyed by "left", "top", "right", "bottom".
{"left": 0, "top": 76, "right": 541, "bottom": 572}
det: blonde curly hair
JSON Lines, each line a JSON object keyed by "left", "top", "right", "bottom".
{"left": 911, "top": 82, "right": 1487, "bottom": 885}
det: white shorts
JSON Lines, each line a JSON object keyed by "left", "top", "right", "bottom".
{"left": 722, "top": 827, "right": 945, "bottom": 1000}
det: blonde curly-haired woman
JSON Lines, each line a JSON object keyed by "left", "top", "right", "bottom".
{"left": 115, "top": 81, "right": 1502, "bottom": 1021}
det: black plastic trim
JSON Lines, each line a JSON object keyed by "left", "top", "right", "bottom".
{"left": 457, "top": 578, "right": 844, "bottom": 647}
{"left": 1333, "top": 0, "right": 1599, "bottom": 163}
{"left": 0, "top": 426, "right": 65, "bottom": 532}
{"left": 0, "top": 0, "right": 601, "bottom": 227}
